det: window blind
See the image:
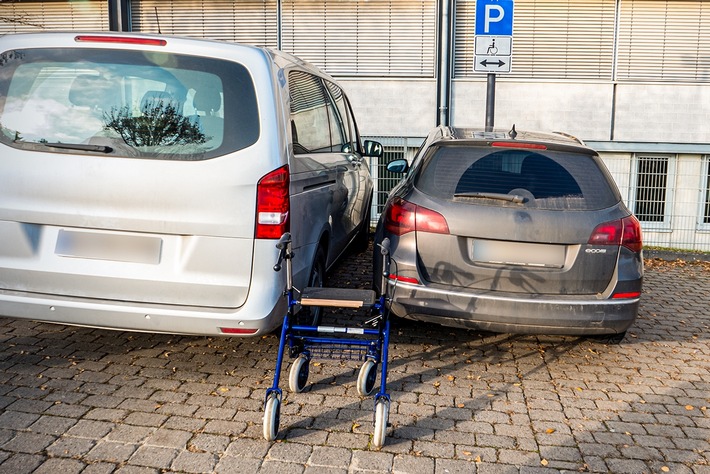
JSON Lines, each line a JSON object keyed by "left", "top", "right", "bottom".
{"left": 281, "top": 0, "right": 436, "bottom": 77}
{"left": 454, "top": 0, "right": 616, "bottom": 80}
{"left": 0, "top": 0, "right": 109, "bottom": 33}
{"left": 617, "top": 0, "right": 710, "bottom": 82}
{"left": 131, "top": 0, "right": 278, "bottom": 47}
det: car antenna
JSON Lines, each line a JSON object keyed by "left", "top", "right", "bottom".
{"left": 509, "top": 124, "right": 517, "bottom": 139}
{"left": 154, "top": 7, "right": 162, "bottom": 34}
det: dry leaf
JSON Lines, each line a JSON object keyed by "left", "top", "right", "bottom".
{"left": 661, "top": 467, "right": 670, "bottom": 472}
{"left": 546, "top": 428, "right": 556, "bottom": 434}
{"left": 433, "top": 381, "right": 441, "bottom": 388}
{"left": 447, "top": 375, "right": 455, "bottom": 381}
{"left": 685, "top": 405, "right": 694, "bottom": 411}
{"left": 474, "top": 455, "right": 482, "bottom": 462}
{"left": 541, "top": 459, "right": 549, "bottom": 466}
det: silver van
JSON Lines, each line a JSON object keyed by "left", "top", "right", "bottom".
{"left": 0, "top": 32, "right": 380, "bottom": 336}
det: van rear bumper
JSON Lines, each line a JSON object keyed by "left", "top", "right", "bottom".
{"left": 0, "top": 289, "right": 285, "bottom": 336}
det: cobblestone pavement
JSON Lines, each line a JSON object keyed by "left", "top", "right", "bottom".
{"left": 0, "top": 244, "right": 708, "bottom": 474}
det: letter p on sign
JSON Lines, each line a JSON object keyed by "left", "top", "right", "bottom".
{"left": 484, "top": 5, "right": 504, "bottom": 33}
{"left": 475, "top": 0, "right": 514, "bottom": 36}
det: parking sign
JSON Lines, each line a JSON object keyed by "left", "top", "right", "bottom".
{"left": 475, "top": 0, "right": 514, "bottom": 36}
{"left": 474, "top": 0, "right": 514, "bottom": 73}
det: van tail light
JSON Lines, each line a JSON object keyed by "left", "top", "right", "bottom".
{"left": 220, "top": 327, "right": 258, "bottom": 335}
{"left": 383, "top": 197, "right": 450, "bottom": 236}
{"left": 588, "top": 216, "right": 642, "bottom": 253}
{"left": 256, "top": 166, "right": 290, "bottom": 239}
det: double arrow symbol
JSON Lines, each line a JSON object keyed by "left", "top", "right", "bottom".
{"left": 479, "top": 59, "right": 506, "bottom": 67}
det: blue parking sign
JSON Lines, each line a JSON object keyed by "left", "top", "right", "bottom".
{"left": 475, "top": 0, "right": 514, "bottom": 36}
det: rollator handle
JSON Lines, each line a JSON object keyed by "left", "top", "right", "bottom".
{"left": 274, "top": 232, "right": 293, "bottom": 272}
{"left": 379, "top": 238, "right": 390, "bottom": 256}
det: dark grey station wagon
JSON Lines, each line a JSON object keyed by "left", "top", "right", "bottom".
{"left": 374, "top": 126, "right": 643, "bottom": 343}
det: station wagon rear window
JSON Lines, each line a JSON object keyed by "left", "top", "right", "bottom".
{"left": 415, "top": 145, "right": 620, "bottom": 210}
{"left": 0, "top": 48, "right": 259, "bottom": 160}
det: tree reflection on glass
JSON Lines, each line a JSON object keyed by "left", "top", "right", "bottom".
{"left": 103, "top": 101, "right": 206, "bottom": 148}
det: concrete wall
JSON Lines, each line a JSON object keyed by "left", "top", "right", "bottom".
{"left": 344, "top": 78, "right": 710, "bottom": 146}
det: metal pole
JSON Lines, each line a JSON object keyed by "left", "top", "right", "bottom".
{"left": 436, "top": 0, "right": 453, "bottom": 126}
{"left": 485, "top": 73, "right": 496, "bottom": 131}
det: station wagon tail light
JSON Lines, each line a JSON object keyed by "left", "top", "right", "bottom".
{"left": 256, "top": 165, "right": 290, "bottom": 239}
{"left": 588, "top": 216, "right": 642, "bottom": 253}
{"left": 384, "top": 197, "right": 449, "bottom": 236}
{"left": 75, "top": 35, "right": 167, "bottom": 46}
{"left": 612, "top": 291, "right": 641, "bottom": 299}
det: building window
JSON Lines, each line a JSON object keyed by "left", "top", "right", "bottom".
{"left": 0, "top": 0, "right": 109, "bottom": 33}
{"left": 701, "top": 156, "right": 710, "bottom": 226}
{"left": 281, "top": 0, "right": 436, "bottom": 77}
{"left": 617, "top": 0, "right": 710, "bottom": 82}
{"left": 632, "top": 154, "right": 673, "bottom": 227}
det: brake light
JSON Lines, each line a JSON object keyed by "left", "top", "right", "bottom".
{"left": 491, "top": 142, "right": 547, "bottom": 150}
{"left": 588, "top": 216, "right": 642, "bottom": 252}
{"left": 383, "top": 197, "right": 449, "bottom": 236}
{"left": 388, "top": 274, "right": 421, "bottom": 285}
{"left": 612, "top": 291, "right": 641, "bottom": 299}
{"left": 220, "top": 327, "right": 258, "bottom": 335}
{"left": 75, "top": 35, "right": 167, "bottom": 46}
{"left": 256, "top": 166, "right": 290, "bottom": 239}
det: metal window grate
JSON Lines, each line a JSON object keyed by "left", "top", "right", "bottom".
{"left": 634, "top": 155, "right": 669, "bottom": 223}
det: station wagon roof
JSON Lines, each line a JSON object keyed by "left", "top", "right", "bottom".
{"left": 435, "top": 126, "right": 595, "bottom": 154}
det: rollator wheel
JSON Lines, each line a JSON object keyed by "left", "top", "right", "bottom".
{"left": 373, "top": 398, "right": 389, "bottom": 448}
{"left": 263, "top": 393, "right": 280, "bottom": 441}
{"left": 288, "top": 354, "right": 310, "bottom": 393}
{"left": 357, "top": 359, "right": 378, "bottom": 397}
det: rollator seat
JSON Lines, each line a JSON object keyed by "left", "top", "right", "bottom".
{"left": 300, "top": 287, "right": 376, "bottom": 308}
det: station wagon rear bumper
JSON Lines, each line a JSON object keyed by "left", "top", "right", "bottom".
{"left": 387, "top": 281, "right": 639, "bottom": 336}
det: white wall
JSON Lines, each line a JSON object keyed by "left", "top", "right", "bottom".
{"left": 345, "top": 78, "right": 710, "bottom": 146}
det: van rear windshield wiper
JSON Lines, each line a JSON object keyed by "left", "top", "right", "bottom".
{"left": 454, "top": 192, "right": 525, "bottom": 204}
{"left": 42, "top": 142, "right": 113, "bottom": 153}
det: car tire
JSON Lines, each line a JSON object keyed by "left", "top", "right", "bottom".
{"left": 352, "top": 202, "right": 371, "bottom": 254}
{"left": 297, "top": 246, "right": 325, "bottom": 326}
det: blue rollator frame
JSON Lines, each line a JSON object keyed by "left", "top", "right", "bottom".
{"left": 263, "top": 232, "right": 392, "bottom": 448}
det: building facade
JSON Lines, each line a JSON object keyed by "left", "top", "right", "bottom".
{"left": 2, "top": 0, "right": 710, "bottom": 250}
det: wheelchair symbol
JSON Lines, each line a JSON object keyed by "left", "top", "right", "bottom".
{"left": 487, "top": 39, "right": 498, "bottom": 55}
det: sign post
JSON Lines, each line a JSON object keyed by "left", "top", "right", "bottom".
{"left": 474, "top": 0, "right": 514, "bottom": 130}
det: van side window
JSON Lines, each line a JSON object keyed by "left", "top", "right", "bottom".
{"left": 289, "top": 71, "right": 333, "bottom": 154}
{"left": 324, "top": 80, "right": 354, "bottom": 153}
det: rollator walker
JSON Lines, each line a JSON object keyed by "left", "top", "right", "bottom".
{"left": 263, "top": 232, "right": 392, "bottom": 448}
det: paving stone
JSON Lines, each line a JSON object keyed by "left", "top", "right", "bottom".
{"left": 171, "top": 451, "right": 219, "bottom": 474}
{"left": 33, "top": 457, "right": 85, "bottom": 474}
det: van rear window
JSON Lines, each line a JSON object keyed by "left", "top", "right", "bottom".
{"left": 0, "top": 48, "right": 259, "bottom": 160}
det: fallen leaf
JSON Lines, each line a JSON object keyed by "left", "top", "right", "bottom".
{"left": 546, "top": 428, "right": 556, "bottom": 434}
{"left": 447, "top": 375, "right": 455, "bottom": 381}
{"left": 474, "top": 455, "right": 482, "bottom": 462}
{"left": 541, "top": 459, "right": 549, "bottom": 466}
{"left": 457, "top": 403, "right": 465, "bottom": 408}
{"left": 685, "top": 405, "right": 694, "bottom": 411}
{"left": 661, "top": 467, "right": 670, "bottom": 472}
{"left": 433, "top": 381, "right": 441, "bottom": 388}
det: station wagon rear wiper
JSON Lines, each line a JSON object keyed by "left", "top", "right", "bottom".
{"left": 454, "top": 192, "right": 525, "bottom": 204}
{"left": 42, "top": 142, "right": 113, "bottom": 153}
